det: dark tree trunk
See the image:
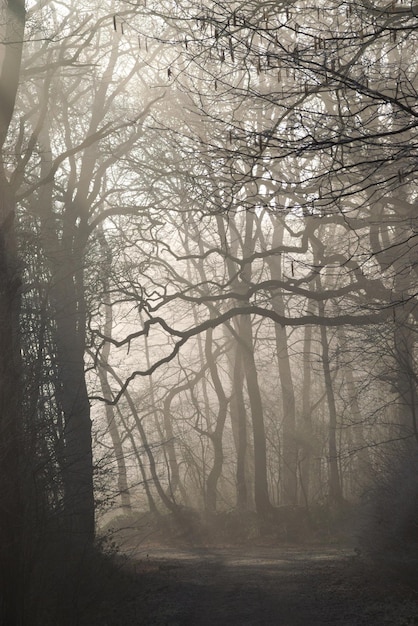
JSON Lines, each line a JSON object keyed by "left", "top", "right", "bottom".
{"left": 36, "top": 120, "right": 95, "bottom": 544}
{"left": 53, "top": 266, "right": 95, "bottom": 543}
{"left": 0, "top": 180, "right": 24, "bottom": 625}
{"left": 0, "top": 2, "right": 26, "bottom": 621}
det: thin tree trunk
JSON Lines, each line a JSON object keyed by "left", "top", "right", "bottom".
{"left": 318, "top": 313, "right": 343, "bottom": 505}
{"left": 393, "top": 311, "right": 418, "bottom": 442}
{"left": 205, "top": 328, "right": 229, "bottom": 514}
{"left": 97, "top": 239, "right": 131, "bottom": 512}
{"left": 299, "top": 323, "right": 313, "bottom": 505}
{"left": 98, "top": 368, "right": 132, "bottom": 512}
{"left": 114, "top": 405, "right": 159, "bottom": 515}
{"left": 267, "top": 218, "right": 298, "bottom": 505}
{"left": 338, "top": 329, "right": 372, "bottom": 493}
{"left": 229, "top": 343, "right": 248, "bottom": 511}
{"left": 141, "top": 317, "right": 183, "bottom": 504}
{"left": 101, "top": 362, "right": 180, "bottom": 515}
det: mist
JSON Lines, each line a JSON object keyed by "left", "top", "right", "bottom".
{"left": 0, "top": 0, "right": 417, "bottom": 624}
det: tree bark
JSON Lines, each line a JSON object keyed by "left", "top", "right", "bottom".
{"left": 0, "top": 177, "right": 24, "bottom": 624}
{"left": 35, "top": 107, "right": 96, "bottom": 546}
{"left": 205, "top": 328, "right": 229, "bottom": 514}
{"left": 97, "top": 352, "right": 131, "bottom": 512}
{"left": 299, "top": 323, "right": 313, "bottom": 505}
{"left": 318, "top": 311, "right": 343, "bottom": 505}
{"left": 0, "top": 2, "right": 26, "bottom": 621}
{"left": 52, "top": 254, "right": 95, "bottom": 542}
{"left": 229, "top": 343, "right": 248, "bottom": 511}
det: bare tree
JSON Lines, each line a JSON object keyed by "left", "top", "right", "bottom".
{"left": 0, "top": 1, "right": 26, "bottom": 622}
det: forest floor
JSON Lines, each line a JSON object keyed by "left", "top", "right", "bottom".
{"left": 81, "top": 540, "right": 418, "bottom": 625}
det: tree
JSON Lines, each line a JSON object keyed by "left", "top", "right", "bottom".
{"left": 0, "top": 1, "right": 26, "bottom": 622}
{"left": 94, "top": 0, "right": 417, "bottom": 522}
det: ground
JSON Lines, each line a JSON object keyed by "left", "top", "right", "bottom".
{"left": 81, "top": 542, "right": 418, "bottom": 625}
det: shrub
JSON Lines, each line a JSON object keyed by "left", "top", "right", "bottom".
{"left": 358, "top": 438, "right": 418, "bottom": 586}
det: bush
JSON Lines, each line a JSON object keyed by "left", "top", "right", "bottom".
{"left": 25, "top": 533, "right": 142, "bottom": 626}
{"left": 358, "top": 439, "right": 418, "bottom": 586}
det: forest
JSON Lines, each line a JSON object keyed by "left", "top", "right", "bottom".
{"left": 0, "top": 0, "right": 417, "bottom": 624}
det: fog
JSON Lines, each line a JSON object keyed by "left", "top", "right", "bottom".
{"left": 0, "top": 0, "right": 417, "bottom": 624}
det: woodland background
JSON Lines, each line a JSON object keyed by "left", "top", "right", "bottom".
{"left": 0, "top": 0, "right": 417, "bottom": 623}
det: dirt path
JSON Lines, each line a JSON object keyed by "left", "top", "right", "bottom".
{"left": 84, "top": 544, "right": 418, "bottom": 625}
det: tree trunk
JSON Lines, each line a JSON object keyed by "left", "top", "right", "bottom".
{"left": 215, "top": 211, "right": 272, "bottom": 518}
{"left": 318, "top": 315, "right": 343, "bottom": 505}
{"left": 142, "top": 318, "right": 183, "bottom": 504}
{"left": 239, "top": 313, "right": 273, "bottom": 518}
{"left": 96, "top": 245, "right": 131, "bottom": 513}
{"left": 393, "top": 311, "right": 418, "bottom": 442}
{"left": 370, "top": 209, "right": 418, "bottom": 442}
{"left": 267, "top": 218, "right": 298, "bottom": 505}
{"left": 97, "top": 370, "right": 131, "bottom": 513}
{"left": 0, "top": 177, "right": 24, "bottom": 624}
{"left": 36, "top": 126, "right": 95, "bottom": 545}
{"left": 53, "top": 265, "right": 95, "bottom": 542}
{"left": 205, "top": 329, "right": 229, "bottom": 514}
{"left": 115, "top": 405, "right": 159, "bottom": 515}
{"left": 0, "top": 2, "right": 26, "bottom": 621}
{"left": 101, "top": 362, "right": 181, "bottom": 515}
{"left": 229, "top": 343, "right": 248, "bottom": 511}
{"left": 258, "top": 215, "right": 298, "bottom": 505}
{"left": 299, "top": 323, "right": 313, "bottom": 505}
{"left": 338, "top": 329, "right": 372, "bottom": 494}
